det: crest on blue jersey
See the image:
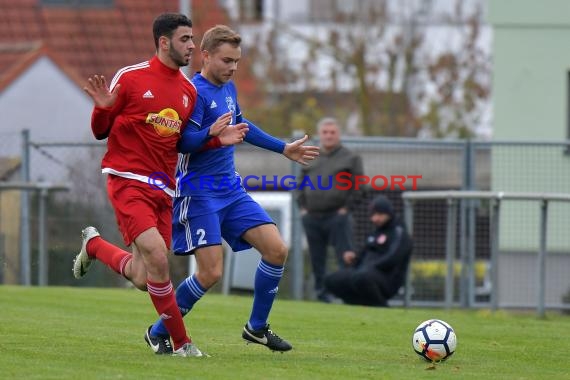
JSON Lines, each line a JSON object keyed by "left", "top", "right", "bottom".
{"left": 225, "top": 96, "right": 236, "bottom": 121}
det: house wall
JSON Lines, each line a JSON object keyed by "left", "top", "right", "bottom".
{"left": 489, "top": 0, "right": 570, "bottom": 141}
{"left": 0, "top": 57, "right": 93, "bottom": 182}
{"left": 488, "top": 0, "right": 570, "bottom": 250}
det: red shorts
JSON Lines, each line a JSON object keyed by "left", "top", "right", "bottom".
{"left": 107, "top": 175, "right": 172, "bottom": 248}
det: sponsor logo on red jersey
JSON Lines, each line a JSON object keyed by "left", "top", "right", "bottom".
{"left": 146, "top": 108, "right": 182, "bottom": 137}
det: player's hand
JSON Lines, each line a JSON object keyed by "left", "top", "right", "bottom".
{"left": 219, "top": 123, "right": 249, "bottom": 146}
{"left": 83, "top": 75, "right": 120, "bottom": 108}
{"left": 343, "top": 251, "right": 357, "bottom": 266}
{"left": 283, "top": 135, "right": 320, "bottom": 165}
{"left": 209, "top": 112, "right": 233, "bottom": 136}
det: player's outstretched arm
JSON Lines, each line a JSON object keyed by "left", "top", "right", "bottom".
{"left": 83, "top": 75, "right": 120, "bottom": 109}
{"left": 241, "top": 118, "right": 287, "bottom": 153}
{"left": 283, "top": 134, "right": 320, "bottom": 165}
{"left": 84, "top": 75, "right": 121, "bottom": 140}
{"left": 240, "top": 117, "right": 318, "bottom": 163}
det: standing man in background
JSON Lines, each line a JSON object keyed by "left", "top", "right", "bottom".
{"left": 296, "top": 117, "right": 364, "bottom": 303}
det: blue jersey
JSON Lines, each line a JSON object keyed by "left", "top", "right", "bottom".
{"left": 172, "top": 73, "right": 283, "bottom": 251}
{"left": 175, "top": 73, "right": 245, "bottom": 203}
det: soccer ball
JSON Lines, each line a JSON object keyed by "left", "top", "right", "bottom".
{"left": 412, "top": 319, "right": 457, "bottom": 362}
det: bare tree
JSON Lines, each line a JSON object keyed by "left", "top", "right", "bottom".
{"left": 421, "top": 2, "right": 491, "bottom": 138}
{"left": 240, "top": 0, "right": 490, "bottom": 138}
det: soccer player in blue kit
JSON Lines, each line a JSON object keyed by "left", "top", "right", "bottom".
{"left": 144, "top": 25, "right": 320, "bottom": 354}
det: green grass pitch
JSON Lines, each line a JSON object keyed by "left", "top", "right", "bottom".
{"left": 0, "top": 285, "right": 569, "bottom": 380}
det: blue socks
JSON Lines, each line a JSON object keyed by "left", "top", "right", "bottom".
{"left": 149, "top": 260, "right": 284, "bottom": 337}
{"left": 150, "top": 274, "right": 206, "bottom": 337}
{"left": 248, "top": 259, "right": 284, "bottom": 331}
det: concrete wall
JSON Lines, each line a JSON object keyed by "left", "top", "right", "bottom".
{"left": 498, "top": 251, "right": 570, "bottom": 308}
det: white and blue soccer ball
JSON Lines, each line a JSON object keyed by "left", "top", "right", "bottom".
{"left": 412, "top": 319, "right": 457, "bottom": 362}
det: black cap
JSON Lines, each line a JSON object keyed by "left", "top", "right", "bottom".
{"left": 369, "top": 195, "right": 394, "bottom": 216}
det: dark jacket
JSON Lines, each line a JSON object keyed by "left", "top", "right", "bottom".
{"left": 355, "top": 216, "right": 413, "bottom": 298}
{"left": 296, "top": 145, "right": 363, "bottom": 213}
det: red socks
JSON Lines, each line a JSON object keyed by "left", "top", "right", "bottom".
{"left": 86, "top": 237, "right": 131, "bottom": 276}
{"left": 86, "top": 238, "right": 190, "bottom": 350}
{"left": 147, "top": 280, "right": 191, "bottom": 350}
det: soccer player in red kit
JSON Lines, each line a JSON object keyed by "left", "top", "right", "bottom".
{"left": 72, "top": 13, "right": 245, "bottom": 358}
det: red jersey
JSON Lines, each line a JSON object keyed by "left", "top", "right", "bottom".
{"left": 90, "top": 56, "right": 197, "bottom": 193}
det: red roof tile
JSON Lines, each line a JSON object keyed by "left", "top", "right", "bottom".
{"left": 0, "top": 41, "right": 43, "bottom": 91}
{"left": 0, "top": 0, "right": 260, "bottom": 104}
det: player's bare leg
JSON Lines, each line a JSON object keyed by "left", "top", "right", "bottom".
{"left": 194, "top": 245, "right": 225, "bottom": 288}
{"left": 126, "top": 245, "right": 149, "bottom": 290}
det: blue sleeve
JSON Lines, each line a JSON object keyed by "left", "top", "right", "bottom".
{"left": 177, "top": 95, "right": 212, "bottom": 153}
{"left": 177, "top": 121, "right": 213, "bottom": 153}
{"left": 241, "top": 117, "right": 286, "bottom": 154}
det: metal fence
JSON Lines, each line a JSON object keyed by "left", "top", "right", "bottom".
{"left": 1, "top": 130, "right": 570, "bottom": 311}
{"left": 401, "top": 190, "right": 570, "bottom": 317}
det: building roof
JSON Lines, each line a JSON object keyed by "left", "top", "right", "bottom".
{"left": 0, "top": 0, "right": 258, "bottom": 102}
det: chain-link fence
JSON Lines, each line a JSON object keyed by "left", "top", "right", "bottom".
{"left": 340, "top": 139, "right": 570, "bottom": 311}
{"left": 1, "top": 131, "right": 569, "bottom": 311}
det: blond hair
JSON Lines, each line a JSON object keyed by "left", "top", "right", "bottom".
{"left": 200, "top": 25, "right": 241, "bottom": 53}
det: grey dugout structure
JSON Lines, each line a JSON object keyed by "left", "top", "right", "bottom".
{"left": 402, "top": 190, "right": 570, "bottom": 318}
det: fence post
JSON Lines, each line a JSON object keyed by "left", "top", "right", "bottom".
{"left": 38, "top": 187, "right": 48, "bottom": 286}
{"left": 489, "top": 198, "right": 500, "bottom": 311}
{"left": 20, "top": 129, "right": 31, "bottom": 286}
{"left": 445, "top": 198, "right": 458, "bottom": 309}
{"left": 290, "top": 130, "right": 305, "bottom": 300}
{"left": 466, "top": 200, "right": 477, "bottom": 307}
{"left": 461, "top": 139, "right": 477, "bottom": 308}
{"left": 537, "top": 200, "right": 548, "bottom": 318}
{"left": 403, "top": 198, "right": 414, "bottom": 307}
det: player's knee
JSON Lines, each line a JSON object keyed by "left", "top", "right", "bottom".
{"left": 263, "top": 242, "right": 288, "bottom": 265}
{"left": 198, "top": 267, "right": 223, "bottom": 288}
{"left": 277, "top": 242, "right": 288, "bottom": 261}
{"left": 139, "top": 250, "right": 170, "bottom": 282}
{"left": 149, "top": 250, "right": 170, "bottom": 272}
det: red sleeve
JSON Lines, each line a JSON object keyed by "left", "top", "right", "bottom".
{"left": 91, "top": 106, "right": 114, "bottom": 140}
{"left": 199, "top": 137, "right": 222, "bottom": 151}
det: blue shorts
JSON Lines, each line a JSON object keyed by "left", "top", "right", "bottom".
{"left": 172, "top": 192, "right": 274, "bottom": 255}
